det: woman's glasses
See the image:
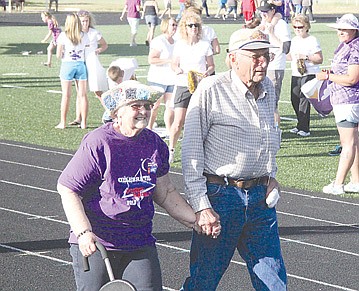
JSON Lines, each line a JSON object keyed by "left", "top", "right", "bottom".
{"left": 187, "top": 23, "right": 200, "bottom": 28}
{"left": 293, "top": 26, "right": 304, "bottom": 29}
{"left": 128, "top": 103, "right": 153, "bottom": 111}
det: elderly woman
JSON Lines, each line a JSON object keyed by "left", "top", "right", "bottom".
{"left": 287, "top": 14, "right": 323, "bottom": 137}
{"left": 317, "top": 14, "right": 359, "bottom": 195}
{"left": 169, "top": 10, "right": 215, "bottom": 163}
{"left": 147, "top": 17, "right": 178, "bottom": 137}
{"left": 57, "top": 80, "right": 198, "bottom": 290}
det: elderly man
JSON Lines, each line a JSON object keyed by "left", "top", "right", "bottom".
{"left": 181, "top": 29, "right": 287, "bottom": 290}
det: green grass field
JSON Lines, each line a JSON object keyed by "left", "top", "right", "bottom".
{"left": 0, "top": 9, "right": 358, "bottom": 196}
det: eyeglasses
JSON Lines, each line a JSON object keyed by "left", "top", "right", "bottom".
{"left": 293, "top": 26, "right": 304, "bottom": 29}
{"left": 187, "top": 23, "right": 200, "bottom": 28}
{"left": 237, "top": 52, "right": 275, "bottom": 63}
{"left": 128, "top": 103, "right": 153, "bottom": 111}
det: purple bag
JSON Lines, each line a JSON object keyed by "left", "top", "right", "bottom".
{"left": 301, "top": 78, "right": 333, "bottom": 116}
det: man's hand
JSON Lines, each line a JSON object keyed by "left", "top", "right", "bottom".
{"left": 266, "top": 177, "right": 281, "bottom": 208}
{"left": 195, "top": 208, "right": 221, "bottom": 238}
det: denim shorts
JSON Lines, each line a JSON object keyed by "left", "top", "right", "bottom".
{"left": 147, "top": 81, "right": 174, "bottom": 94}
{"left": 60, "top": 61, "right": 87, "bottom": 81}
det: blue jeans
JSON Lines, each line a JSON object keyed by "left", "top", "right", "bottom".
{"left": 182, "top": 183, "right": 287, "bottom": 290}
{"left": 70, "top": 244, "right": 162, "bottom": 291}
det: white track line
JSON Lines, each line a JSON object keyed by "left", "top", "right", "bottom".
{"left": 0, "top": 207, "right": 357, "bottom": 290}
{"left": 1, "top": 188, "right": 358, "bottom": 290}
{"left": 0, "top": 159, "right": 63, "bottom": 172}
{"left": 0, "top": 183, "right": 358, "bottom": 256}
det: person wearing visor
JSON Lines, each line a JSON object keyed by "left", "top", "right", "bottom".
{"left": 57, "top": 80, "right": 197, "bottom": 291}
{"left": 317, "top": 14, "right": 359, "bottom": 195}
{"left": 181, "top": 28, "right": 287, "bottom": 290}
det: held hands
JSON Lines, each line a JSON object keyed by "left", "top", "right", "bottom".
{"left": 194, "top": 208, "right": 221, "bottom": 239}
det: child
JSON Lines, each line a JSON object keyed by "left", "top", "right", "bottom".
{"left": 41, "top": 11, "right": 61, "bottom": 67}
{"left": 56, "top": 13, "right": 89, "bottom": 129}
{"left": 101, "top": 58, "right": 138, "bottom": 123}
{"left": 102, "top": 66, "right": 125, "bottom": 123}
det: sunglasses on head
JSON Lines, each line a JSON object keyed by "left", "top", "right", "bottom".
{"left": 187, "top": 23, "right": 200, "bottom": 28}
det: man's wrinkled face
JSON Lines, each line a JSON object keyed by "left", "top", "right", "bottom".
{"left": 230, "top": 48, "right": 273, "bottom": 84}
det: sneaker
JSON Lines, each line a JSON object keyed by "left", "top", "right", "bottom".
{"left": 310, "top": 20, "right": 316, "bottom": 23}
{"left": 323, "top": 182, "right": 344, "bottom": 195}
{"left": 344, "top": 181, "right": 359, "bottom": 193}
{"left": 169, "top": 149, "right": 175, "bottom": 163}
{"left": 328, "top": 145, "right": 342, "bottom": 156}
{"left": 222, "top": 14, "right": 226, "bottom": 20}
{"left": 289, "top": 127, "right": 299, "bottom": 134}
{"left": 214, "top": 14, "right": 220, "bottom": 18}
{"left": 297, "top": 130, "right": 310, "bottom": 137}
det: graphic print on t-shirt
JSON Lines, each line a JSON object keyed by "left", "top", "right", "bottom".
{"left": 118, "top": 157, "right": 158, "bottom": 208}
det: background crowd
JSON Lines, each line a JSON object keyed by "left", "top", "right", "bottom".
{"left": 25, "top": 1, "right": 358, "bottom": 289}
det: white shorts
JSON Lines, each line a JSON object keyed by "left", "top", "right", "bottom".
{"left": 127, "top": 17, "right": 140, "bottom": 35}
{"left": 333, "top": 103, "right": 359, "bottom": 124}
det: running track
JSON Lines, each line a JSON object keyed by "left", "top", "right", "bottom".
{"left": 0, "top": 140, "right": 358, "bottom": 290}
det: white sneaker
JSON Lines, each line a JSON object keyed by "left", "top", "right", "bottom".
{"left": 344, "top": 182, "right": 359, "bottom": 193}
{"left": 169, "top": 149, "right": 175, "bottom": 163}
{"left": 289, "top": 127, "right": 299, "bottom": 134}
{"left": 297, "top": 130, "right": 310, "bottom": 137}
{"left": 323, "top": 182, "right": 344, "bottom": 195}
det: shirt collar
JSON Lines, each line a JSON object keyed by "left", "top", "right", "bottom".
{"left": 230, "top": 70, "right": 267, "bottom": 100}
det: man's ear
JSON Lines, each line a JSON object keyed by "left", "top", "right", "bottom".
{"left": 228, "top": 52, "right": 236, "bottom": 63}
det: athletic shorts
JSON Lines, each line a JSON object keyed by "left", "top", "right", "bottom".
{"left": 333, "top": 103, "right": 359, "bottom": 125}
{"left": 174, "top": 86, "right": 192, "bottom": 108}
{"left": 60, "top": 61, "right": 87, "bottom": 81}
{"left": 147, "top": 81, "right": 174, "bottom": 94}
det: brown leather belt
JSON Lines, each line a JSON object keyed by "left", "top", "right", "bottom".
{"left": 204, "top": 173, "right": 269, "bottom": 189}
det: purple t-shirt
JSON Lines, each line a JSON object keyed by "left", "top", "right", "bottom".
{"left": 58, "top": 123, "right": 170, "bottom": 251}
{"left": 126, "top": 0, "right": 141, "bottom": 19}
{"left": 330, "top": 37, "right": 359, "bottom": 105}
{"left": 48, "top": 20, "right": 61, "bottom": 42}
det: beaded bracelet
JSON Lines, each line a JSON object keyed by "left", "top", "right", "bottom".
{"left": 77, "top": 229, "right": 92, "bottom": 239}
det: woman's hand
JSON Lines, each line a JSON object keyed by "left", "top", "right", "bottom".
{"left": 78, "top": 231, "right": 97, "bottom": 257}
{"left": 175, "top": 67, "right": 183, "bottom": 75}
{"left": 316, "top": 69, "right": 329, "bottom": 81}
{"left": 195, "top": 208, "right": 221, "bottom": 238}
